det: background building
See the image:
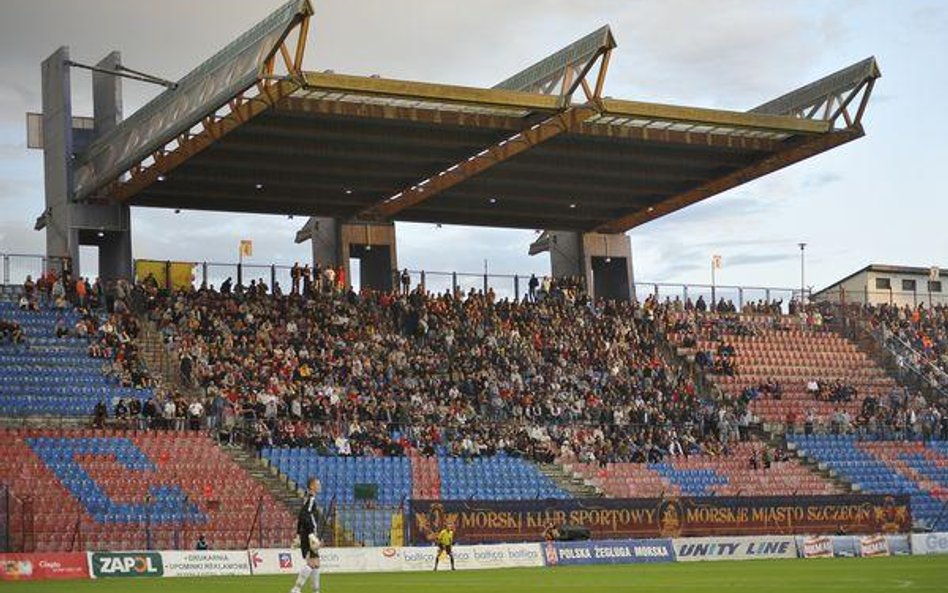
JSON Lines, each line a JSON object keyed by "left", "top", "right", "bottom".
{"left": 812, "top": 264, "right": 945, "bottom": 306}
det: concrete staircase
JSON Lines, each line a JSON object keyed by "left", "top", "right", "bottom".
{"left": 538, "top": 463, "right": 602, "bottom": 498}
{"left": 224, "top": 446, "right": 304, "bottom": 512}
{"left": 139, "top": 323, "right": 172, "bottom": 385}
{"left": 782, "top": 435, "right": 858, "bottom": 494}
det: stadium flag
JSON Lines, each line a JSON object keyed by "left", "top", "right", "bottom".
{"left": 239, "top": 240, "right": 253, "bottom": 258}
{"left": 712, "top": 255, "right": 723, "bottom": 269}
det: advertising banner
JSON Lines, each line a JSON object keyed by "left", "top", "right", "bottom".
{"left": 859, "top": 534, "right": 890, "bottom": 558}
{"left": 796, "top": 536, "right": 864, "bottom": 558}
{"left": 911, "top": 532, "right": 948, "bottom": 555}
{"left": 248, "top": 549, "right": 300, "bottom": 576}
{"left": 160, "top": 550, "right": 251, "bottom": 578}
{"left": 250, "top": 544, "right": 542, "bottom": 575}
{"left": 885, "top": 535, "right": 911, "bottom": 556}
{"left": 89, "top": 552, "right": 163, "bottom": 578}
{"left": 673, "top": 536, "right": 797, "bottom": 562}
{"left": 410, "top": 495, "right": 911, "bottom": 544}
{"left": 541, "top": 539, "right": 674, "bottom": 566}
{"left": 799, "top": 536, "right": 834, "bottom": 558}
{"left": 402, "top": 543, "right": 544, "bottom": 572}
{"left": 0, "top": 553, "right": 89, "bottom": 581}
{"left": 319, "top": 547, "right": 402, "bottom": 574}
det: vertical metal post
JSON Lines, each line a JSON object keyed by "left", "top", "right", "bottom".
{"left": 514, "top": 275, "right": 520, "bottom": 301}
{"left": 798, "top": 243, "right": 807, "bottom": 304}
{"left": 483, "top": 260, "right": 488, "bottom": 294}
{"left": 420, "top": 270, "right": 426, "bottom": 293}
{"left": 270, "top": 264, "right": 276, "bottom": 290}
{"left": 164, "top": 260, "right": 172, "bottom": 292}
{"left": 145, "top": 496, "right": 152, "bottom": 550}
{"left": 237, "top": 262, "right": 243, "bottom": 288}
{"left": 711, "top": 261, "right": 716, "bottom": 305}
{"left": 3, "top": 486, "right": 8, "bottom": 553}
{"left": 452, "top": 272, "right": 458, "bottom": 295}
{"left": 202, "top": 262, "right": 208, "bottom": 287}
{"left": 738, "top": 287, "right": 744, "bottom": 309}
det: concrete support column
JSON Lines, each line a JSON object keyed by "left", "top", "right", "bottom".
{"left": 92, "top": 51, "right": 132, "bottom": 282}
{"left": 41, "top": 48, "right": 132, "bottom": 282}
{"left": 545, "top": 230, "right": 634, "bottom": 301}
{"left": 306, "top": 217, "right": 398, "bottom": 292}
{"left": 41, "top": 47, "right": 78, "bottom": 274}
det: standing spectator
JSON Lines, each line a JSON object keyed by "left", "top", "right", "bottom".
{"left": 188, "top": 398, "right": 205, "bottom": 431}
{"left": 291, "top": 262, "right": 301, "bottom": 295}
{"left": 322, "top": 266, "right": 335, "bottom": 293}
{"left": 401, "top": 269, "right": 411, "bottom": 295}
{"left": 528, "top": 274, "right": 539, "bottom": 302}
{"left": 180, "top": 350, "right": 194, "bottom": 387}
{"left": 302, "top": 265, "right": 312, "bottom": 296}
{"left": 75, "top": 277, "right": 87, "bottom": 307}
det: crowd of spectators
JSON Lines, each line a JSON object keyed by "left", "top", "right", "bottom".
{"left": 18, "top": 263, "right": 947, "bottom": 452}
{"left": 864, "top": 303, "right": 948, "bottom": 392}
{"left": 129, "top": 278, "right": 761, "bottom": 465}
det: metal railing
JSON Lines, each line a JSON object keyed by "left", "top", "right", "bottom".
{"left": 0, "top": 251, "right": 806, "bottom": 309}
{"left": 0, "top": 254, "right": 71, "bottom": 286}
{"left": 815, "top": 287, "right": 948, "bottom": 307}
{"left": 127, "top": 256, "right": 804, "bottom": 306}
{"left": 875, "top": 326, "right": 948, "bottom": 400}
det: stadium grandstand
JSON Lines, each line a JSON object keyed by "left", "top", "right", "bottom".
{"left": 1, "top": 0, "right": 946, "bottom": 591}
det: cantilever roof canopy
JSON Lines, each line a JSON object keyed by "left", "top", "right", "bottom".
{"left": 74, "top": 0, "right": 880, "bottom": 233}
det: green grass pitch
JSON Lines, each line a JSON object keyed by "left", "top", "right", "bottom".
{"left": 5, "top": 556, "right": 947, "bottom": 593}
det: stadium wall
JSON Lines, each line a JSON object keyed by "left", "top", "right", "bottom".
{"left": 1, "top": 533, "right": 943, "bottom": 581}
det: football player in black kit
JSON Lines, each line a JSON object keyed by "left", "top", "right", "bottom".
{"left": 291, "top": 477, "right": 324, "bottom": 593}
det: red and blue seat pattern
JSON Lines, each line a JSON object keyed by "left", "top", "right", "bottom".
{"left": 790, "top": 434, "right": 948, "bottom": 530}
{"left": 0, "top": 429, "right": 293, "bottom": 551}
{"left": 566, "top": 442, "right": 841, "bottom": 498}
{"left": 0, "top": 299, "right": 151, "bottom": 416}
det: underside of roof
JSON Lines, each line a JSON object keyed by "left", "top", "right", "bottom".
{"left": 72, "top": 0, "right": 880, "bottom": 234}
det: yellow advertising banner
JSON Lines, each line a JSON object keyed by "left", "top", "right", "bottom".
{"left": 135, "top": 260, "right": 196, "bottom": 291}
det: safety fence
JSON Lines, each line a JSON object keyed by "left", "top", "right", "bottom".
{"left": 0, "top": 254, "right": 71, "bottom": 286}
{"left": 814, "top": 287, "right": 948, "bottom": 307}
{"left": 0, "top": 252, "right": 806, "bottom": 308}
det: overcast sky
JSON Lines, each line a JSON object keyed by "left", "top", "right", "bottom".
{"left": 0, "top": 0, "right": 945, "bottom": 294}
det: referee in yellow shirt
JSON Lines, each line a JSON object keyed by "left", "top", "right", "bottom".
{"left": 433, "top": 521, "right": 456, "bottom": 571}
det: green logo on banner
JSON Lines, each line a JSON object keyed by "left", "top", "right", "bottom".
{"left": 91, "top": 552, "right": 164, "bottom": 578}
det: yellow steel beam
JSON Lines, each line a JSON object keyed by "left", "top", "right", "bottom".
{"left": 108, "top": 79, "right": 300, "bottom": 203}
{"left": 361, "top": 106, "right": 598, "bottom": 220}
{"left": 595, "top": 127, "right": 863, "bottom": 233}
{"left": 301, "top": 71, "right": 563, "bottom": 112}
{"left": 279, "top": 42, "right": 294, "bottom": 75}
{"left": 276, "top": 97, "right": 526, "bottom": 130}
{"left": 574, "top": 120, "right": 780, "bottom": 151}
{"left": 600, "top": 98, "right": 830, "bottom": 135}
{"left": 293, "top": 15, "right": 310, "bottom": 72}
